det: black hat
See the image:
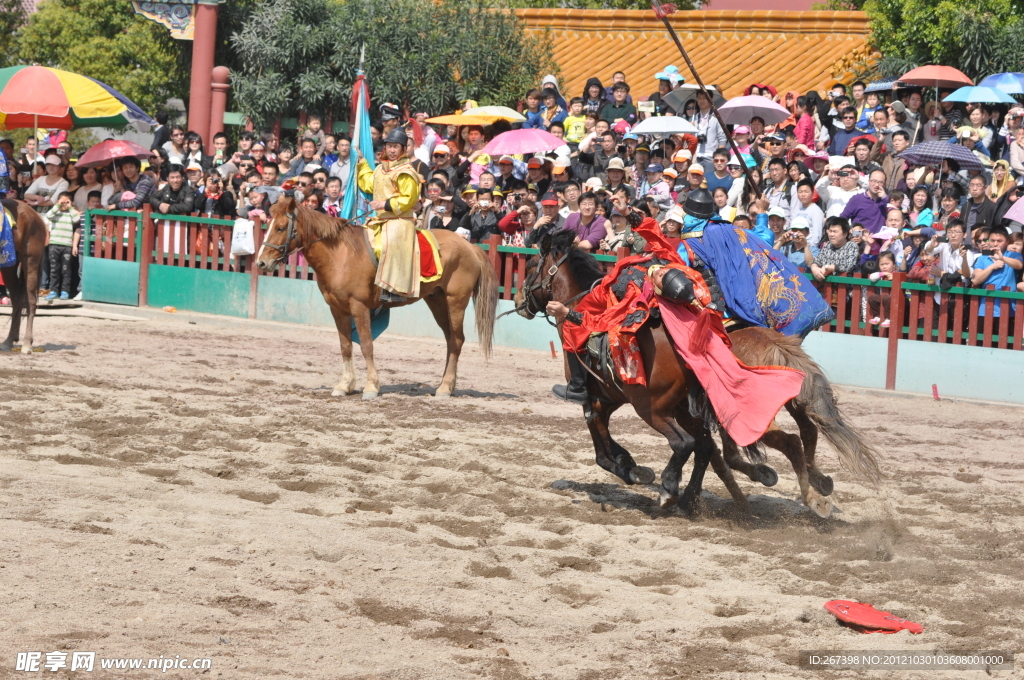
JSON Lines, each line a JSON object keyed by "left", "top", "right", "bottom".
{"left": 683, "top": 188, "right": 715, "bottom": 220}
{"left": 660, "top": 268, "right": 695, "bottom": 303}
{"left": 383, "top": 128, "right": 408, "bottom": 146}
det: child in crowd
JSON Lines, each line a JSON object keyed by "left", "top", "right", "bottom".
{"left": 300, "top": 114, "right": 327, "bottom": 156}
{"left": 70, "top": 190, "right": 102, "bottom": 299}
{"left": 563, "top": 98, "right": 588, "bottom": 146}
{"left": 867, "top": 251, "right": 896, "bottom": 328}
{"left": 43, "top": 191, "right": 79, "bottom": 300}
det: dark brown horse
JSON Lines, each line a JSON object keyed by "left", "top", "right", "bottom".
{"left": 0, "top": 200, "right": 46, "bottom": 353}
{"left": 515, "top": 229, "right": 881, "bottom": 516}
{"left": 255, "top": 197, "right": 498, "bottom": 398}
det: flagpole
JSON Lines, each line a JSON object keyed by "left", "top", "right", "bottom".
{"left": 652, "top": 3, "right": 761, "bottom": 199}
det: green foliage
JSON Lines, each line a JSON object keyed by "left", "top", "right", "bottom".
{"left": 504, "top": 0, "right": 702, "bottom": 8}
{"left": 0, "top": 0, "right": 26, "bottom": 69}
{"left": 865, "top": 0, "right": 1024, "bottom": 82}
{"left": 231, "top": 0, "right": 556, "bottom": 128}
{"left": 17, "top": 0, "right": 188, "bottom": 117}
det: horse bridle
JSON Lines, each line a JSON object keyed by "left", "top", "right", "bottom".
{"left": 508, "top": 244, "right": 594, "bottom": 327}
{"left": 260, "top": 211, "right": 322, "bottom": 269}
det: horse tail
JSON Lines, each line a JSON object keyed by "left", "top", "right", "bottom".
{"left": 763, "top": 334, "right": 882, "bottom": 486}
{"left": 473, "top": 247, "right": 498, "bottom": 358}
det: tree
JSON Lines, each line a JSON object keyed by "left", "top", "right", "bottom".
{"left": 0, "top": 0, "right": 26, "bottom": 69}
{"left": 864, "top": 0, "right": 1024, "bottom": 81}
{"left": 503, "top": 0, "right": 703, "bottom": 8}
{"left": 231, "top": 0, "right": 556, "bottom": 128}
{"left": 17, "top": 0, "right": 188, "bottom": 117}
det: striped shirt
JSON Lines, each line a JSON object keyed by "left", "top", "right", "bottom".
{"left": 44, "top": 205, "right": 80, "bottom": 247}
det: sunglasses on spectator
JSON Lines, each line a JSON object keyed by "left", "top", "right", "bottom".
{"left": 843, "top": 116, "right": 856, "bottom": 121}
{"left": 297, "top": 181, "right": 310, "bottom": 187}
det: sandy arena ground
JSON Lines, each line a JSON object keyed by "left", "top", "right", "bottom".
{"left": 1, "top": 307, "right": 1022, "bottom": 679}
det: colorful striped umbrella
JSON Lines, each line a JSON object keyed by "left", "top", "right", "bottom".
{"left": 0, "top": 65, "right": 155, "bottom": 131}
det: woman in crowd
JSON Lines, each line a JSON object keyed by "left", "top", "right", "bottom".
{"left": 162, "top": 125, "right": 187, "bottom": 164}
{"left": 184, "top": 132, "right": 212, "bottom": 172}
{"left": 72, "top": 166, "right": 103, "bottom": 212}
{"left": 988, "top": 159, "right": 1014, "bottom": 200}
{"left": 497, "top": 199, "right": 537, "bottom": 247}
{"left": 908, "top": 185, "right": 934, "bottom": 229}
{"left": 276, "top": 144, "right": 294, "bottom": 177}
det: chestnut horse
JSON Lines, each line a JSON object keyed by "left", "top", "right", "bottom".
{"left": 1, "top": 200, "right": 46, "bottom": 353}
{"left": 515, "top": 229, "right": 881, "bottom": 516}
{"left": 256, "top": 197, "right": 498, "bottom": 398}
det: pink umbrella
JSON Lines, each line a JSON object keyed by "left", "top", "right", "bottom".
{"left": 717, "top": 95, "right": 791, "bottom": 126}
{"left": 76, "top": 139, "right": 150, "bottom": 169}
{"left": 1003, "top": 194, "right": 1024, "bottom": 225}
{"left": 900, "top": 65, "right": 973, "bottom": 90}
{"left": 482, "top": 129, "right": 564, "bottom": 156}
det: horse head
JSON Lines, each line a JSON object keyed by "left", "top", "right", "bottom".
{"left": 514, "top": 225, "right": 577, "bottom": 320}
{"left": 256, "top": 195, "right": 302, "bottom": 272}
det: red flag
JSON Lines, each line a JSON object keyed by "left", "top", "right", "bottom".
{"left": 651, "top": 1, "right": 677, "bottom": 18}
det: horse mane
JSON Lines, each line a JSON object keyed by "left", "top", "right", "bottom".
{"left": 550, "top": 229, "right": 605, "bottom": 291}
{"left": 271, "top": 201, "right": 364, "bottom": 251}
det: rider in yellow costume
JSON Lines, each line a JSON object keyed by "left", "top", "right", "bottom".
{"left": 356, "top": 128, "right": 423, "bottom": 302}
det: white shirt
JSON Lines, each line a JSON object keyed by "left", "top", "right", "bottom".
{"left": 792, "top": 201, "right": 825, "bottom": 246}
{"left": 815, "top": 175, "right": 862, "bottom": 218}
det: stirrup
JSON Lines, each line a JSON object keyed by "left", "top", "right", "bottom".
{"left": 380, "top": 290, "right": 408, "bottom": 304}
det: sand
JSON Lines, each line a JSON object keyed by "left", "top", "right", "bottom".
{"left": 1, "top": 310, "right": 1022, "bottom": 679}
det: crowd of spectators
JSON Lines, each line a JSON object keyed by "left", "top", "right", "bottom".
{"left": 5, "top": 70, "right": 1024, "bottom": 318}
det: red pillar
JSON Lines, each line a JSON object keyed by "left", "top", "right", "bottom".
{"left": 210, "top": 66, "right": 230, "bottom": 146}
{"left": 188, "top": 1, "right": 219, "bottom": 151}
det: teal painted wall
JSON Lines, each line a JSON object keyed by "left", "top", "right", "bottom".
{"left": 256, "top": 276, "right": 335, "bottom": 327}
{"left": 895, "top": 339, "right": 1024, "bottom": 403}
{"left": 147, "top": 265, "right": 249, "bottom": 318}
{"left": 800, "top": 332, "right": 889, "bottom": 390}
{"left": 82, "top": 258, "right": 139, "bottom": 306}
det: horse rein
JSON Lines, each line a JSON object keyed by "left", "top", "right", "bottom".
{"left": 260, "top": 210, "right": 325, "bottom": 269}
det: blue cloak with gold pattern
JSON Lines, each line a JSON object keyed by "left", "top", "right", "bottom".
{"left": 682, "top": 221, "right": 834, "bottom": 337}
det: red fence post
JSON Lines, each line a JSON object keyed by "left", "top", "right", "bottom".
{"left": 486, "top": 233, "right": 501, "bottom": 278}
{"left": 249, "top": 215, "right": 263, "bottom": 320}
{"left": 139, "top": 205, "right": 154, "bottom": 307}
{"left": 885, "top": 272, "right": 906, "bottom": 390}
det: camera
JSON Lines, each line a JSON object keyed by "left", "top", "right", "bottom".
{"left": 19, "top": 148, "right": 27, "bottom": 156}
{"left": 981, "top": 249, "right": 995, "bottom": 257}
{"left": 696, "top": 134, "right": 707, "bottom": 144}
{"left": 510, "top": 193, "right": 522, "bottom": 204}
{"left": 19, "top": 170, "right": 30, "bottom": 178}
{"left": 617, "top": 144, "right": 627, "bottom": 155}
{"left": 936, "top": 235, "right": 948, "bottom": 243}
{"left": 850, "top": 228, "right": 864, "bottom": 237}
{"left": 837, "top": 170, "right": 851, "bottom": 178}
{"left": 56, "top": 148, "right": 66, "bottom": 156}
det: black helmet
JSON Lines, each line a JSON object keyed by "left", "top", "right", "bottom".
{"left": 683, "top": 188, "right": 715, "bottom": 220}
{"left": 659, "top": 268, "right": 696, "bottom": 303}
{"left": 383, "top": 128, "right": 409, "bottom": 146}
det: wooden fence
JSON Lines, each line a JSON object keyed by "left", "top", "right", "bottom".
{"left": 83, "top": 208, "right": 1024, "bottom": 392}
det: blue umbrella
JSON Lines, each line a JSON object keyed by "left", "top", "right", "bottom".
{"left": 942, "top": 86, "right": 1017, "bottom": 104}
{"left": 978, "top": 72, "right": 1024, "bottom": 96}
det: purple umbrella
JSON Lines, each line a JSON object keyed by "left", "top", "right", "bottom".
{"left": 1003, "top": 194, "right": 1024, "bottom": 225}
{"left": 898, "top": 141, "right": 984, "bottom": 173}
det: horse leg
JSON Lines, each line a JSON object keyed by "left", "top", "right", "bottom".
{"left": 721, "top": 432, "right": 779, "bottom": 488}
{"left": 761, "top": 425, "right": 831, "bottom": 518}
{"left": 328, "top": 306, "right": 357, "bottom": 397}
{"left": 20, "top": 254, "right": 39, "bottom": 354}
{"left": 351, "top": 303, "right": 380, "bottom": 399}
{"left": 0, "top": 265, "right": 20, "bottom": 351}
{"left": 586, "top": 399, "right": 655, "bottom": 485}
{"left": 786, "top": 401, "right": 833, "bottom": 496}
{"left": 424, "top": 290, "right": 467, "bottom": 398}
{"left": 707, "top": 441, "right": 752, "bottom": 513}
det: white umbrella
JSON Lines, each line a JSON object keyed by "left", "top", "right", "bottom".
{"left": 718, "top": 95, "right": 791, "bottom": 125}
{"left": 630, "top": 116, "right": 698, "bottom": 136}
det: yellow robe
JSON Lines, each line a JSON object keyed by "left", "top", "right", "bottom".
{"left": 357, "top": 157, "right": 423, "bottom": 297}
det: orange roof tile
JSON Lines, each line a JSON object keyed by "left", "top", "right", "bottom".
{"left": 516, "top": 9, "right": 873, "bottom": 100}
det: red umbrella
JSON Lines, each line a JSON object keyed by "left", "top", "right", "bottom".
{"left": 899, "top": 65, "right": 973, "bottom": 89}
{"left": 75, "top": 139, "right": 149, "bottom": 169}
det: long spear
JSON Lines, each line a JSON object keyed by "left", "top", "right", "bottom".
{"left": 651, "top": 2, "right": 761, "bottom": 199}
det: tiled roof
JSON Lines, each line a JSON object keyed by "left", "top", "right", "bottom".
{"left": 516, "top": 9, "right": 874, "bottom": 100}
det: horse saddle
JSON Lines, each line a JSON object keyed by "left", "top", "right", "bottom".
{"left": 363, "top": 226, "right": 442, "bottom": 284}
